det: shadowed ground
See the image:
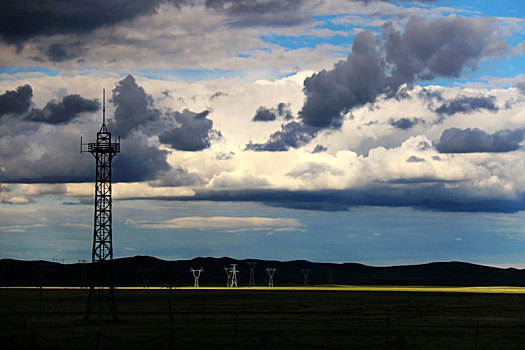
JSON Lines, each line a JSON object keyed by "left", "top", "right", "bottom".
{"left": 1, "top": 287, "right": 525, "bottom": 349}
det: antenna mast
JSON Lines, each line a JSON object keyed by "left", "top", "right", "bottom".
{"left": 81, "top": 89, "right": 120, "bottom": 320}
{"left": 102, "top": 88, "right": 106, "bottom": 125}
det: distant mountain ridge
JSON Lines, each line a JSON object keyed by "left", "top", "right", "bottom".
{"left": 1, "top": 256, "right": 524, "bottom": 287}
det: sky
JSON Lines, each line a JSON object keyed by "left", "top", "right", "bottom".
{"left": 1, "top": 0, "right": 525, "bottom": 267}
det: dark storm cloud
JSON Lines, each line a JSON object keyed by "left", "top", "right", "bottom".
{"left": 0, "top": 130, "right": 92, "bottom": 183}
{"left": 436, "top": 128, "right": 525, "bottom": 153}
{"left": 0, "top": 85, "right": 33, "bottom": 118}
{"left": 44, "top": 42, "right": 86, "bottom": 63}
{"left": 113, "top": 132, "right": 170, "bottom": 182}
{"left": 159, "top": 109, "right": 221, "bottom": 151}
{"left": 204, "top": 0, "right": 439, "bottom": 28}
{"left": 300, "top": 16, "right": 506, "bottom": 128}
{"left": 0, "top": 84, "right": 98, "bottom": 125}
{"left": 0, "top": 127, "right": 170, "bottom": 184}
{"left": 389, "top": 117, "right": 424, "bottom": 130}
{"left": 0, "top": 76, "right": 169, "bottom": 184}
{"left": 109, "top": 75, "right": 161, "bottom": 138}
{"left": 26, "top": 94, "right": 99, "bottom": 124}
{"left": 253, "top": 102, "right": 293, "bottom": 122}
{"left": 300, "top": 30, "right": 384, "bottom": 128}
{"left": 205, "top": 0, "right": 308, "bottom": 27}
{"left": 205, "top": 0, "right": 302, "bottom": 13}
{"left": 417, "top": 88, "right": 443, "bottom": 102}
{"left": 253, "top": 107, "right": 276, "bottom": 121}
{"left": 246, "top": 121, "right": 318, "bottom": 151}
{"left": 276, "top": 102, "right": 294, "bottom": 120}
{"left": 149, "top": 165, "right": 205, "bottom": 187}
{"left": 435, "top": 95, "right": 498, "bottom": 116}
{"left": 151, "top": 186, "right": 525, "bottom": 214}
{"left": 382, "top": 16, "right": 505, "bottom": 82}
{"left": 0, "top": 0, "right": 187, "bottom": 44}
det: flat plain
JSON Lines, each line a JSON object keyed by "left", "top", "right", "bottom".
{"left": 2, "top": 287, "right": 525, "bottom": 349}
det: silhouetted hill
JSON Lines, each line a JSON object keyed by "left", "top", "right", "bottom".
{"left": 1, "top": 256, "right": 525, "bottom": 287}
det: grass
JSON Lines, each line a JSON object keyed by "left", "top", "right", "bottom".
{"left": 6, "top": 285, "right": 525, "bottom": 294}
{"left": 2, "top": 287, "right": 525, "bottom": 349}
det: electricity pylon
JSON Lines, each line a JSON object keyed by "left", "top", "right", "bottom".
{"left": 301, "top": 269, "right": 311, "bottom": 286}
{"left": 224, "top": 267, "right": 232, "bottom": 287}
{"left": 265, "top": 268, "right": 276, "bottom": 287}
{"left": 248, "top": 262, "right": 257, "bottom": 286}
{"left": 190, "top": 268, "right": 203, "bottom": 288}
{"left": 328, "top": 269, "right": 335, "bottom": 284}
{"left": 139, "top": 268, "right": 153, "bottom": 289}
{"left": 81, "top": 89, "right": 120, "bottom": 320}
{"left": 225, "top": 264, "right": 239, "bottom": 287}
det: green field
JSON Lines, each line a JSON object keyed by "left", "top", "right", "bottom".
{"left": 2, "top": 287, "right": 525, "bottom": 349}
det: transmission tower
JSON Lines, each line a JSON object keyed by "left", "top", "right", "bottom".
{"left": 265, "top": 268, "right": 276, "bottom": 287}
{"left": 190, "top": 268, "right": 203, "bottom": 288}
{"left": 328, "top": 269, "right": 335, "bottom": 284}
{"left": 224, "top": 267, "right": 232, "bottom": 287}
{"left": 230, "top": 264, "right": 239, "bottom": 287}
{"left": 301, "top": 269, "right": 311, "bottom": 286}
{"left": 225, "top": 264, "right": 239, "bottom": 287}
{"left": 81, "top": 89, "right": 120, "bottom": 320}
{"left": 139, "top": 268, "right": 153, "bottom": 289}
{"left": 248, "top": 262, "right": 257, "bottom": 286}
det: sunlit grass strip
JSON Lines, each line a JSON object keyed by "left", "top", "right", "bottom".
{"left": 3, "top": 285, "right": 525, "bottom": 293}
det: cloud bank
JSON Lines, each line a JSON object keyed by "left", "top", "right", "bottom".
{"left": 436, "top": 128, "right": 524, "bottom": 153}
{"left": 299, "top": 16, "right": 507, "bottom": 128}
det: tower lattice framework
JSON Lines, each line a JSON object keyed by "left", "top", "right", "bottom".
{"left": 248, "top": 262, "right": 256, "bottom": 287}
{"left": 81, "top": 90, "right": 120, "bottom": 320}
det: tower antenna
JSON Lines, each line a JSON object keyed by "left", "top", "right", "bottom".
{"left": 102, "top": 88, "right": 106, "bottom": 125}
{"left": 81, "top": 89, "right": 120, "bottom": 320}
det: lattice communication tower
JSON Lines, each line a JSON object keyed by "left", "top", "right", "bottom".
{"left": 81, "top": 89, "right": 120, "bottom": 320}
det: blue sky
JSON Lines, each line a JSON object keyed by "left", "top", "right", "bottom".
{"left": 1, "top": 0, "right": 525, "bottom": 267}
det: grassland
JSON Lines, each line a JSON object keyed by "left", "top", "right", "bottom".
{"left": 2, "top": 286, "right": 525, "bottom": 349}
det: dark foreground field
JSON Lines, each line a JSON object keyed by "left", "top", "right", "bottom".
{"left": 2, "top": 288, "right": 525, "bottom": 349}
